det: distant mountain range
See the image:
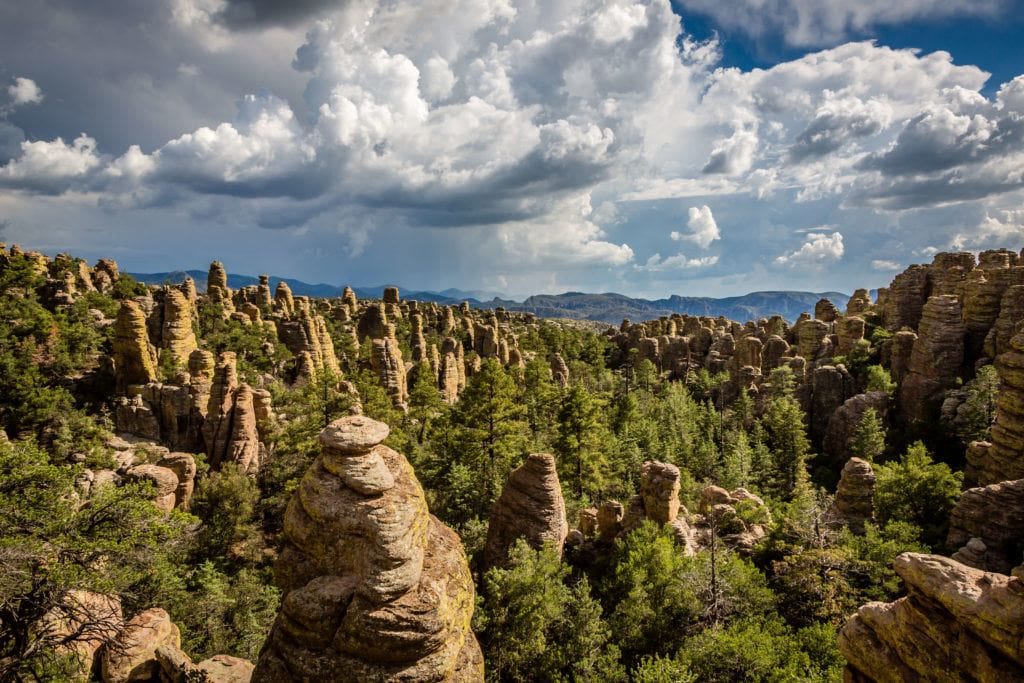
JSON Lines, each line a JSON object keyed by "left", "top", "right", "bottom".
{"left": 129, "top": 270, "right": 849, "bottom": 324}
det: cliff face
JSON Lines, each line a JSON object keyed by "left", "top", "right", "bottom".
{"left": 839, "top": 553, "right": 1024, "bottom": 682}
{"left": 253, "top": 415, "right": 483, "bottom": 682}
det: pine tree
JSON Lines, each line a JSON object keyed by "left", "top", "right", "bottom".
{"left": 451, "top": 359, "right": 528, "bottom": 517}
{"left": 849, "top": 407, "right": 886, "bottom": 461}
{"left": 554, "top": 383, "right": 608, "bottom": 500}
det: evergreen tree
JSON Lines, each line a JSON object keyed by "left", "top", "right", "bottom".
{"left": 554, "top": 383, "right": 609, "bottom": 500}
{"left": 849, "top": 407, "right": 886, "bottom": 461}
{"left": 874, "top": 441, "right": 962, "bottom": 547}
{"left": 451, "top": 359, "right": 528, "bottom": 518}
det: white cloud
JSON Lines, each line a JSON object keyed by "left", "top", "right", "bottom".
{"left": 871, "top": 259, "right": 901, "bottom": 271}
{"left": 775, "top": 231, "right": 845, "bottom": 268}
{"left": 950, "top": 210, "right": 1024, "bottom": 250}
{"left": 639, "top": 252, "right": 718, "bottom": 271}
{"left": 7, "top": 77, "right": 42, "bottom": 107}
{"left": 670, "top": 205, "right": 720, "bottom": 249}
{"left": 702, "top": 127, "right": 758, "bottom": 175}
{"left": 0, "top": 134, "right": 100, "bottom": 192}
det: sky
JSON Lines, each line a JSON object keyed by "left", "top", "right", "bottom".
{"left": 1, "top": 0, "right": 1023, "bottom": 299}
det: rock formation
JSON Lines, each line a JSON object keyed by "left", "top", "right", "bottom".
{"left": 159, "top": 288, "right": 198, "bottom": 368}
{"left": 483, "top": 453, "right": 568, "bottom": 570}
{"left": 112, "top": 301, "right": 158, "bottom": 391}
{"left": 838, "top": 553, "right": 1024, "bottom": 681}
{"left": 639, "top": 461, "right": 681, "bottom": 525}
{"left": 831, "top": 457, "right": 875, "bottom": 534}
{"left": 203, "top": 353, "right": 263, "bottom": 474}
{"left": 101, "top": 608, "right": 182, "bottom": 683}
{"left": 973, "top": 333, "right": 1024, "bottom": 484}
{"left": 253, "top": 415, "right": 483, "bottom": 681}
{"left": 898, "top": 295, "right": 964, "bottom": 425}
{"left": 370, "top": 326, "right": 408, "bottom": 410}
{"left": 822, "top": 391, "right": 889, "bottom": 465}
{"left": 947, "top": 478, "right": 1024, "bottom": 574}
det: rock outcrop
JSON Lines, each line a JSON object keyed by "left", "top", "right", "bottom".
{"left": 253, "top": 416, "right": 483, "bottom": 681}
{"left": 974, "top": 334, "right": 1024, "bottom": 484}
{"left": 101, "top": 608, "right": 182, "bottom": 683}
{"left": 947, "top": 478, "right": 1024, "bottom": 574}
{"left": 113, "top": 301, "right": 158, "bottom": 391}
{"left": 831, "top": 457, "right": 875, "bottom": 534}
{"left": 898, "top": 295, "right": 964, "bottom": 425}
{"left": 484, "top": 453, "right": 568, "bottom": 570}
{"left": 838, "top": 553, "right": 1024, "bottom": 681}
{"left": 159, "top": 288, "right": 198, "bottom": 369}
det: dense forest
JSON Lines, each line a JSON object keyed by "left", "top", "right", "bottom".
{"left": 0, "top": 244, "right": 1019, "bottom": 683}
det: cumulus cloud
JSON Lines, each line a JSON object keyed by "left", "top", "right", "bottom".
{"left": 675, "top": 0, "right": 1004, "bottom": 47}
{"left": 871, "top": 259, "right": 901, "bottom": 271}
{"left": 950, "top": 210, "right": 1024, "bottom": 249}
{"left": 2, "top": 1, "right": 1024, "bottom": 294}
{"left": 670, "top": 205, "right": 720, "bottom": 249}
{"left": 7, "top": 77, "right": 43, "bottom": 107}
{"left": 788, "top": 94, "right": 892, "bottom": 161}
{"left": 702, "top": 127, "right": 758, "bottom": 175}
{"left": 639, "top": 252, "right": 719, "bottom": 271}
{"left": 775, "top": 231, "right": 844, "bottom": 268}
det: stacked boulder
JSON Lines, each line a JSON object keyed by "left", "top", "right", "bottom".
{"left": 253, "top": 416, "right": 483, "bottom": 681}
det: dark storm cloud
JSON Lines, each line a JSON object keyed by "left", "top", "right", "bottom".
{"left": 858, "top": 108, "right": 1024, "bottom": 176}
{"left": 788, "top": 104, "right": 889, "bottom": 162}
{"left": 214, "top": 0, "right": 348, "bottom": 29}
{"left": 0, "top": 0, "right": 304, "bottom": 153}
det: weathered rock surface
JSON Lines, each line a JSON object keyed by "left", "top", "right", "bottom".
{"left": 947, "top": 478, "right": 1024, "bottom": 574}
{"left": 976, "top": 334, "right": 1024, "bottom": 484}
{"left": 160, "top": 288, "right": 198, "bottom": 368}
{"left": 898, "top": 295, "right": 964, "bottom": 426}
{"left": 838, "top": 553, "right": 1024, "bottom": 682}
{"left": 831, "top": 457, "right": 875, "bottom": 534}
{"left": 822, "top": 392, "right": 889, "bottom": 465}
{"left": 639, "top": 461, "right": 681, "bottom": 524}
{"left": 101, "top": 608, "right": 181, "bottom": 683}
{"left": 484, "top": 453, "right": 568, "bottom": 570}
{"left": 253, "top": 416, "right": 482, "bottom": 682}
{"left": 113, "top": 301, "right": 158, "bottom": 391}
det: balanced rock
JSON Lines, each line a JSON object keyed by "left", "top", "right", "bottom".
{"left": 640, "top": 461, "right": 681, "bottom": 524}
{"left": 484, "top": 453, "right": 568, "bottom": 570}
{"left": 253, "top": 416, "right": 482, "bottom": 681}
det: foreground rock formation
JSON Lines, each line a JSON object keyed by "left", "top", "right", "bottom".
{"left": 839, "top": 553, "right": 1024, "bottom": 681}
{"left": 253, "top": 415, "right": 483, "bottom": 681}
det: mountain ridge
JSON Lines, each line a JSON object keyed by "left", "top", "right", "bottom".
{"left": 128, "top": 270, "right": 850, "bottom": 323}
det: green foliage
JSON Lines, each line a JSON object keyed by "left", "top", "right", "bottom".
{"left": 631, "top": 655, "right": 696, "bottom": 683}
{"left": 955, "top": 364, "right": 999, "bottom": 443}
{"left": 874, "top": 441, "right": 962, "bottom": 548}
{"left": 601, "top": 522, "right": 774, "bottom": 668}
{"left": 167, "top": 561, "right": 279, "bottom": 662}
{"left": 555, "top": 383, "right": 611, "bottom": 501}
{"left": 759, "top": 393, "right": 811, "bottom": 500}
{"left": 678, "top": 617, "right": 841, "bottom": 683}
{"left": 190, "top": 463, "right": 262, "bottom": 564}
{"left": 849, "top": 407, "right": 886, "bottom": 461}
{"left": 480, "top": 540, "right": 623, "bottom": 682}
{"left": 0, "top": 438, "right": 193, "bottom": 680}
{"left": 864, "top": 365, "right": 896, "bottom": 396}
